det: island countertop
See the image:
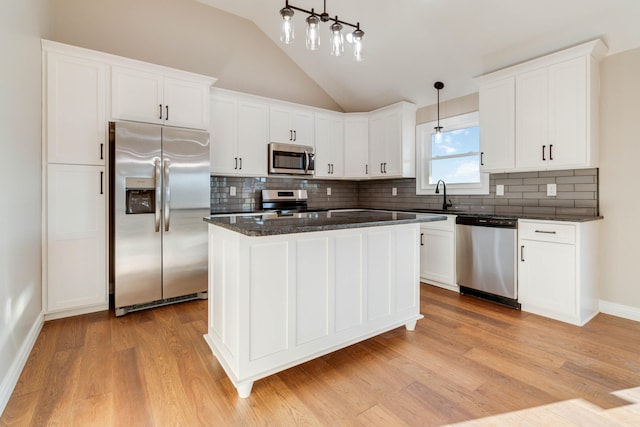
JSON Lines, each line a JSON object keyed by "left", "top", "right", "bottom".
{"left": 204, "top": 209, "right": 447, "bottom": 236}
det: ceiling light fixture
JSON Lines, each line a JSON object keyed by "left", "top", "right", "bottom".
{"left": 434, "top": 81, "right": 445, "bottom": 135}
{"left": 279, "top": 0, "right": 365, "bottom": 61}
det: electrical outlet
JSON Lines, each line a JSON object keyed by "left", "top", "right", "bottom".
{"left": 392, "top": 187, "right": 397, "bottom": 196}
{"left": 496, "top": 184, "right": 504, "bottom": 196}
{"left": 547, "top": 183, "right": 557, "bottom": 196}
{"left": 230, "top": 186, "right": 236, "bottom": 196}
{"left": 327, "top": 187, "right": 332, "bottom": 196}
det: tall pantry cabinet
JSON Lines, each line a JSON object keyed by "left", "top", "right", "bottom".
{"left": 42, "top": 40, "right": 216, "bottom": 319}
{"left": 43, "top": 41, "right": 108, "bottom": 317}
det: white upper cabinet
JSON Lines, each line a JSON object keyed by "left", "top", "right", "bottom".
{"left": 475, "top": 39, "right": 607, "bottom": 172}
{"left": 269, "top": 104, "right": 314, "bottom": 146}
{"left": 112, "top": 65, "right": 214, "bottom": 130}
{"left": 343, "top": 114, "right": 369, "bottom": 178}
{"left": 45, "top": 49, "right": 107, "bottom": 166}
{"left": 210, "top": 89, "right": 268, "bottom": 176}
{"left": 368, "top": 101, "right": 416, "bottom": 178}
{"left": 478, "top": 77, "right": 515, "bottom": 172}
{"left": 314, "top": 112, "right": 344, "bottom": 178}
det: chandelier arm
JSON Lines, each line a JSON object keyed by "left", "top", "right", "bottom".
{"left": 285, "top": 3, "right": 361, "bottom": 30}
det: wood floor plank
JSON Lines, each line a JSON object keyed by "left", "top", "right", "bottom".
{"left": 3, "top": 284, "right": 640, "bottom": 426}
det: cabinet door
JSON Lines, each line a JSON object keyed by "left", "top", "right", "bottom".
{"left": 479, "top": 77, "right": 515, "bottom": 171}
{"left": 47, "top": 164, "right": 106, "bottom": 312}
{"left": 112, "top": 66, "right": 163, "bottom": 124}
{"left": 548, "top": 56, "right": 588, "bottom": 167}
{"left": 269, "top": 105, "right": 314, "bottom": 146}
{"left": 210, "top": 96, "right": 238, "bottom": 174}
{"left": 315, "top": 114, "right": 344, "bottom": 177}
{"left": 344, "top": 116, "right": 369, "bottom": 178}
{"left": 515, "top": 68, "right": 549, "bottom": 169}
{"left": 368, "top": 114, "right": 386, "bottom": 177}
{"left": 46, "top": 52, "right": 106, "bottom": 165}
{"left": 236, "top": 100, "right": 268, "bottom": 176}
{"left": 163, "top": 77, "right": 210, "bottom": 130}
{"left": 369, "top": 110, "right": 402, "bottom": 177}
{"left": 314, "top": 114, "right": 332, "bottom": 177}
{"left": 518, "top": 239, "right": 576, "bottom": 317}
{"left": 420, "top": 227, "right": 455, "bottom": 286}
{"left": 269, "top": 106, "right": 294, "bottom": 143}
{"left": 292, "top": 110, "right": 315, "bottom": 146}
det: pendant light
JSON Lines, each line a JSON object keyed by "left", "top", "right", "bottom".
{"left": 434, "top": 81, "right": 444, "bottom": 135}
{"left": 280, "top": 5, "right": 295, "bottom": 44}
{"left": 330, "top": 18, "right": 344, "bottom": 56}
{"left": 306, "top": 11, "right": 320, "bottom": 50}
{"left": 279, "top": 0, "right": 365, "bottom": 61}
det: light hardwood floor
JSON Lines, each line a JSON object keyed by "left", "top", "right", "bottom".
{"left": 2, "top": 284, "right": 640, "bottom": 426}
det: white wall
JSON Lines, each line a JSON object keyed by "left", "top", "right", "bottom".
{"left": 50, "top": 0, "right": 342, "bottom": 111}
{"left": 599, "top": 47, "right": 640, "bottom": 317}
{"left": 0, "top": 0, "right": 51, "bottom": 415}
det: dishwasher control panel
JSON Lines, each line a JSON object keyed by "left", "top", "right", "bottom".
{"left": 455, "top": 215, "right": 517, "bottom": 229}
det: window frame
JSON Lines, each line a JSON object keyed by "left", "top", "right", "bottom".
{"left": 415, "top": 111, "right": 489, "bottom": 196}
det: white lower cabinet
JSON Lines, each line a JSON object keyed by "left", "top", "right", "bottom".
{"left": 518, "top": 219, "right": 599, "bottom": 326}
{"left": 205, "top": 223, "right": 422, "bottom": 397}
{"left": 46, "top": 164, "right": 107, "bottom": 315}
{"left": 419, "top": 215, "right": 457, "bottom": 291}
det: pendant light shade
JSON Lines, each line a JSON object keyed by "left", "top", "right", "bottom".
{"left": 352, "top": 26, "right": 365, "bottom": 62}
{"left": 330, "top": 19, "right": 344, "bottom": 56}
{"left": 280, "top": 6, "right": 295, "bottom": 44}
{"left": 306, "top": 13, "right": 320, "bottom": 50}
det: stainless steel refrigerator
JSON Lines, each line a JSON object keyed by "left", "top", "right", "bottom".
{"left": 109, "top": 121, "right": 209, "bottom": 316}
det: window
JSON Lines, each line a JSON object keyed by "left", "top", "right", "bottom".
{"left": 416, "top": 111, "right": 489, "bottom": 195}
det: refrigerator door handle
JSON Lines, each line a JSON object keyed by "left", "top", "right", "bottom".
{"left": 164, "top": 159, "right": 171, "bottom": 232}
{"left": 154, "top": 158, "right": 161, "bottom": 232}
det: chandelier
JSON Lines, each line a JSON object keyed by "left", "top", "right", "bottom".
{"left": 279, "top": 0, "right": 365, "bottom": 61}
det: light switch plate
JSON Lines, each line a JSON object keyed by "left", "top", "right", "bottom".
{"left": 392, "top": 187, "right": 397, "bottom": 196}
{"left": 547, "top": 183, "right": 557, "bottom": 196}
{"left": 496, "top": 184, "right": 504, "bottom": 196}
{"left": 230, "top": 186, "right": 236, "bottom": 196}
{"left": 327, "top": 187, "right": 332, "bottom": 196}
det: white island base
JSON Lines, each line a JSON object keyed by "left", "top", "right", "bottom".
{"left": 204, "top": 222, "right": 423, "bottom": 398}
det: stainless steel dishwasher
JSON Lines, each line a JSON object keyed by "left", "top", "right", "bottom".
{"left": 455, "top": 215, "right": 520, "bottom": 308}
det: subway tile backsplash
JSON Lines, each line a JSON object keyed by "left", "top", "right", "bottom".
{"left": 211, "top": 168, "right": 599, "bottom": 217}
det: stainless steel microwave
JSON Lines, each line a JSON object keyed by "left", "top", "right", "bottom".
{"left": 268, "top": 143, "right": 315, "bottom": 176}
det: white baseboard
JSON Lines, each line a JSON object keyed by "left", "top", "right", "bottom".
{"left": 0, "top": 312, "right": 44, "bottom": 416}
{"left": 599, "top": 300, "right": 640, "bottom": 323}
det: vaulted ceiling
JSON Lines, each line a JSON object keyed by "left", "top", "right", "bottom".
{"left": 199, "top": 0, "right": 640, "bottom": 112}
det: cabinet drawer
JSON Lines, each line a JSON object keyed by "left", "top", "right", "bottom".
{"left": 518, "top": 220, "right": 575, "bottom": 244}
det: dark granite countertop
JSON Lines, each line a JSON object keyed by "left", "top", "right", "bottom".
{"left": 209, "top": 207, "right": 603, "bottom": 224}
{"left": 204, "top": 210, "right": 447, "bottom": 236}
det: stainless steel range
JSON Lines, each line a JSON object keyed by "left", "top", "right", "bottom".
{"left": 261, "top": 189, "right": 309, "bottom": 212}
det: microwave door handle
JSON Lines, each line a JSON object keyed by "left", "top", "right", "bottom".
{"left": 303, "top": 150, "right": 309, "bottom": 174}
{"left": 163, "top": 159, "right": 171, "bottom": 232}
{"left": 154, "top": 158, "right": 161, "bottom": 232}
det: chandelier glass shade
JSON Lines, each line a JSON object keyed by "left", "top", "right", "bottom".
{"left": 279, "top": 1, "right": 365, "bottom": 61}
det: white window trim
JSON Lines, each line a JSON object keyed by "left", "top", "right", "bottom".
{"left": 416, "top": 111, "right": 489, "bottom": 196}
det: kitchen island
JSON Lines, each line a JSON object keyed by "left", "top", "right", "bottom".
{"left": 203, "top": 210, "right": 446, "bottom": 397}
